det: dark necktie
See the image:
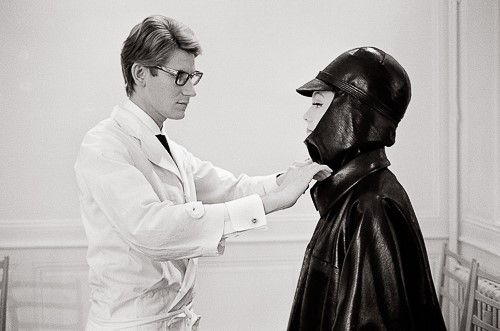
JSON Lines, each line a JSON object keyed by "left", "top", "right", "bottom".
{"left": 155, "top": 134, "right": 172, "bottom": 157}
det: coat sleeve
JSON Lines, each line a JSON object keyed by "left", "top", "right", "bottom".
{"left": 75, "top": 133, "right": 228, "bottom": 261}
{"left": 332, "top": 195, "right": 418, "bottom": 330}
{"left": 184, "top": 149, "right": 278, "bottom": 204}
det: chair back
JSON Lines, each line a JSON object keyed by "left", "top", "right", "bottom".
{"left": 463, "top": 262, "right": 500, "bottom": 331}
{"left": 0, "top": 256, "right": 9, "bottom": 331}
{"left": 437, "top": 243, "right": 475, "bottom": 330}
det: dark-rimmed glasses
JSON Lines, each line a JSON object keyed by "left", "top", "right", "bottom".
{"left": 150, "top": 66, "right": 203, "bottom": 86}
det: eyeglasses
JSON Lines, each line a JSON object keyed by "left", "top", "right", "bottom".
{"left": 151, "top": 66, "right": 203, "bottom": 86}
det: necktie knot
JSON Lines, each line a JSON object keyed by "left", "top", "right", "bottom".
{"left": 156, "top": 134, "right": 172, "bottom": 156}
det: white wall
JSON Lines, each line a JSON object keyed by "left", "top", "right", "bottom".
{"left": 0, "top": 0, "right": 466, "bottom": 329}
{"left": 456, "top": 0, "right": 500, "bottom": 274}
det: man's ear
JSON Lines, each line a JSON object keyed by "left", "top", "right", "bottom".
{"left": 131, "top": 63, "right": 148, "bottom": 88}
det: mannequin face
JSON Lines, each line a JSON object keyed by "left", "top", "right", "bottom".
{"left": 303, "top": 90, "right": 335, "bottom": 135}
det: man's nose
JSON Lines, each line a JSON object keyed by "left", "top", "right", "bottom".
{"left": 182, "top": 81, "right": 197, "bottom": 97}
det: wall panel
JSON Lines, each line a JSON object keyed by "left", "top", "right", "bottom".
{"left": 458, "top": 0, "right": 500, "bottom": 261}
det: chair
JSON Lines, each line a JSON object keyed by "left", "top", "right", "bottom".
{"left": 462, "top": 262, "right": 500, "bottom": 331}
{"left": 437, "top": 243, "right": 475, "bottom": 330}
{"left": 0, "top": 256, "right": 9, "bottom": 331}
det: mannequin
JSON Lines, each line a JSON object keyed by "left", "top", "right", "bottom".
{"left": 287, "top": 47, "right": 446, "bottom": 331}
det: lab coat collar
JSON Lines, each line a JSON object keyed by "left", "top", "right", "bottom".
{"left": 123, "top": 98, "right": 162, "bottom": 135}
{"left": 111, "top": 100, "right": 182, "bottom": 181}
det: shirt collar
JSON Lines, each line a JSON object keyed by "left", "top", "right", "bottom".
{"left": 121, "top": 98, "right": 163, "bottom": 135}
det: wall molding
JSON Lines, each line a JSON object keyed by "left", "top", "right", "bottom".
{"left": 462, "top": 215, "right": 500, "bottom": 231}
{"left": 0, "top": 214, "right": 449, "bottom": 249}
{"left": 460, "top": 217, "right": 500, "bottom": 256}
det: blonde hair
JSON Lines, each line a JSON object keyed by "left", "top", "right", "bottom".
{"left": 121, "top": 15, "right": 202, "bottom": 97}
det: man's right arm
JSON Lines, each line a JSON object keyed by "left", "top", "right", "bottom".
{"left": 75, "top": 136, "right": 230, "bottom": 261}
{"left": 75, "top": 136, "right": 330, "bottom": 260}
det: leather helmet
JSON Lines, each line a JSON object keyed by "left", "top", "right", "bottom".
{"left": 296, "top": 47, "right": 411, "bottom": 124}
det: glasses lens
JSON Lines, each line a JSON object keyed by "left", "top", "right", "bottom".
{"left": 191, "top": 73, "right": 202, "bottom": 86}
{"left": 176, "top": 72, "right": 190, "bottom": 86}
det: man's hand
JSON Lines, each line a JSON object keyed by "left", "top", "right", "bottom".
{"left": 263, "top": 160, "right": 332, "bottom": 214}
{"left": 276, "top": 159, "right": 331, "bottom": 185}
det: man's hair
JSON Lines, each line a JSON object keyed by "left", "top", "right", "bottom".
{"left": 121, "top": 15, "right": 202, "bottom": 97}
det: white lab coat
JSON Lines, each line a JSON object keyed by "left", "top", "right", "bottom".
{"left": 74, "top": 100, "right": 277, "bottom": 330}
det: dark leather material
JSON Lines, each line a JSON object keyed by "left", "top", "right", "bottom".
{"left": 288, "top": 163, "right": 446, "bottom": 330}
{"left": 310, "top": 148, "right": 390, "bottom": 218}
{"left": 288, "top": 47, "right": 446, "bottom": 330}
{"left": 296, "top": 47, "right": 411, "bottom": 124}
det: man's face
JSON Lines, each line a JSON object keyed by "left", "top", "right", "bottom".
{"left": 303, "top": 90, "right": 335, "bottom": 135}
{"left": 143, "top": 48, "right": 197, "bottom": 122}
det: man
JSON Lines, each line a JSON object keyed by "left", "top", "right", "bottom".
{"left": 287, "top": 47, "right": 446, "bottom": 330}
{"left": 74, "top": 15, "right": 330, "bottom": 330}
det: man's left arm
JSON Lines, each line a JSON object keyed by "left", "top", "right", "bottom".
{"left": 186, "top": 150, "right": 278, "bottom": 237}
{"left": 185, "top": 148, "right": 331, "bottom": 237}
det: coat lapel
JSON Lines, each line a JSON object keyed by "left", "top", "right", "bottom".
{"left": 162, "top": 134, "right": 191, "bottom": 201}
{"left": 111, "top": 106, "right": 183, "bottom": 182}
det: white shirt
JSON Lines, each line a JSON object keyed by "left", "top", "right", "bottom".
{"left": 74, "top": 99, "right": 278, "bottom": 329}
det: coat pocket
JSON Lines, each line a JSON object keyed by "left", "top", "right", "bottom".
{"left": 297, "top": 254, "right": 339, "bottom": 329}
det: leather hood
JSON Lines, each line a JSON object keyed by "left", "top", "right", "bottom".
{"left": 304, "top": 92, "right": 397, "bottom": 172}
{"left": 299, "top": 47, "right": 411, "bottom": 172}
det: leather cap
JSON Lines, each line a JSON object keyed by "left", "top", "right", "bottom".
{"left": 297, "top": 47, "right": 411, "bottom": 123}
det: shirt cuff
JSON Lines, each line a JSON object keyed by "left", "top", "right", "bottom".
{"left": 223, "top": 194, "right": 267, "bottom": 235}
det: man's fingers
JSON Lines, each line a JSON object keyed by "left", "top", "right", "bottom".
{"left": 293, "top": 159, "right": 312, "bottom": 167}
{"left": 308, "top": 163, "right": 332, "bottom": 177}
{"left": 313, "top": 171, "right": 330, "bottom": 181}
{"left": 315, "top": 168, "right": 333, "bottom": 181}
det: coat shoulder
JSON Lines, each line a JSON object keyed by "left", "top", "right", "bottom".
{"left": 75, "top": 118, "right": 136, "bottom": 170}
{"left": 349, "top": 169, "right": 415, "bottom": 225}
{"left": 354, "top": 169, "right": 410, "bottom": 207}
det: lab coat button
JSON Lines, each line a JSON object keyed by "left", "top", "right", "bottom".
{"left": 251, "top": 218, "right": 258, "bottom": 224}
{"left": 186, "top": 202, "right": 205, "bottom": 219}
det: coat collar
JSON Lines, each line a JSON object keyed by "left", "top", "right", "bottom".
{"left": 310, "top": 148, "right": 390, "bottom": 218}
{"left": 111, "top": 99, "right": 182, "bottom": 181}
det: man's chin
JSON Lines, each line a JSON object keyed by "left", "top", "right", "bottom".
{"left": 168, "top": 111, "right": 186, "bottom": 120}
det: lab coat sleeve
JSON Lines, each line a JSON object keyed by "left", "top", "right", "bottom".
{"left": 185, "top": 150, "right": 278, "bottom": 234}
{"left": 186, "top": 150, "right": 279, "bottom": 204}
{"left": 75, "top": 135, "right": 227, "bottom": 261}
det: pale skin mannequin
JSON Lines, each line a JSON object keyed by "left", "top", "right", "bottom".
{"left": 129, "top": 48, "right": 332, "bottom": 214}
{"left": 304, "top": 90, "right": 335, "bottom": 135}
{"left": 275, "top": 90, "right": 336, "bottom": 197}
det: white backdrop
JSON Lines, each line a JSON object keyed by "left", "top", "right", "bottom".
{"left": 0, "top": 1, "right": 466, "bottom": 330}
{"left": 0, "top": 0, "right": 448, "bottom": 227}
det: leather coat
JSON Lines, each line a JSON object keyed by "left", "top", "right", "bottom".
{"left": 287, "top": 47, "right": 446, "bottom": 330}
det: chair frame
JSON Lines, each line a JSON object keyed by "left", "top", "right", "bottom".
{"left": 462, "top": 262, "right": 500, "bottom": 331}
{"left": 0, "top": 256, "right": 9, "bottom": 331}
{"left": 437, "top": 243, "right": 475, "bottom": 330}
